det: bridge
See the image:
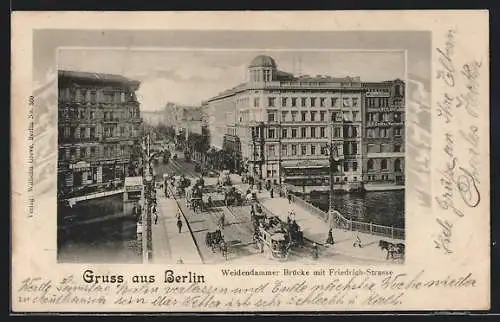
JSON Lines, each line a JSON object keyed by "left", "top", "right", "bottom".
{"left": 65, "top": 188, "right": 124, "bottom": 206}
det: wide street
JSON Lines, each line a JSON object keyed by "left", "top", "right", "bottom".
{"left": 149, "top": 146, "right": 393, "bottom": 265}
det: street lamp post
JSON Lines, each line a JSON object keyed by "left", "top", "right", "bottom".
{"left": 326, "top": 142, "right": 340, "bottom": 219}
{"left": 142, "top": 133, "right": 154, "bottom": 263}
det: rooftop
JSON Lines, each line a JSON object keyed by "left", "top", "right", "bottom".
{"left": 249, "top": 55, "right": 277, "bottom": 68}
{"left": 58, "top": 70, "right": 140, "bottom": 87}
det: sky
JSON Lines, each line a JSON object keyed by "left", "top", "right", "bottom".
{"left": 57, "top": 49, "right": 406, "bottom": 112}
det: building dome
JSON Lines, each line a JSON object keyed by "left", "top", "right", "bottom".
{"left": 249, "top": 55, "right": 277, "bottom": 68}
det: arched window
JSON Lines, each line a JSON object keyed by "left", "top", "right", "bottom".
{"left": 367, "top": 159, "right": 374, "bottom": 170}
{"left": 381, "top": 159, "right": 388, "bottom": 170}
{"left": 394, "top": 159, "right": 401, "bottom": 171}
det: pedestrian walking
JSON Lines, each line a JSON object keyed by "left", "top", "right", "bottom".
{"left": 326, "top": 228, "right": 335, "bottom": 245}
{"left": 353, "top": 234, "right": 362, "bottom": 248}
{"left": 270, "top": 188, "right": 274, "bottom": 198}
{"left": 287, "top": 193, "right": 292, "bottom": 204}
{"left": 311, "top": 243, "right": 319, "bottom": 260}
{"left": 177, "top": 218, "right": 183, "bottom": 233}
{"left": 154, "top": 211, "right": 159, "bottom": 225}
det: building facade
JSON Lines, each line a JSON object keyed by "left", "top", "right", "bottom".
{"left": 163, "top": 102, "right": 204, "bottom": 139}
{"left": 362, "top": 81, "right": 405, "bottom": 188}
{"left": 204, "top": 55, "right": 405, "bottom": 190}
{"left": 57, "top": 70, "right": 142, "bottom": 198}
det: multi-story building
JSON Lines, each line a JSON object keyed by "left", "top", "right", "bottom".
{"left": 362, "top": 81, "right": 405, "bottom": 188}
{"left": 163, "top": 102, "right": 204, "bottom": 138}
{"left": 204, "top": 55, "right": 405, "bottom": 190}
{"left": 57, "top": 70, "right": 142, "bottom": 197}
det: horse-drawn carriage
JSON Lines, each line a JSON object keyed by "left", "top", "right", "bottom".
{"left": 224, "top": 186, "right": 243, "bottom": 206}
{"left": 171, "top": 175, "right": 190, "bottom": 196}
{"left": 251, "top": 211, "right": 305, "bottom": 259}
{"left": 251, "top": 212, "right": 267, "bottom": 230}
{"left": 286, "top": 218, "right": 305, "bottom": 247}
{"left": 218, "top": 170, "right": 231, "bottom": 186}
{"left": 378, "top": 240, "right": 405, "bottom": 261}
{"left": 186, "top": 185, "right": 203, "bottom": 212}
{"left": 205, "top": 229, "right": 228, "bottom": 259}
{"left": 253, "top": 224, "right": 290, "bottom": 260}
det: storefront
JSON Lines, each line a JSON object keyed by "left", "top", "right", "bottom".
{"left": 69, "top": 161, "right": 92, "bottom": 188}
{"left": 99, "top": 160, "right": 125, "bottom": 185}
{"left": 281, "top": 159, "right": 330, "bottom": 186}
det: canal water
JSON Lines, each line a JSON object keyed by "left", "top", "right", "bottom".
{"left": 309, "top": 190, "right": 405, "bottom": 229}
{"left": 57, "top": 194, "right": 142, "bottom": 264}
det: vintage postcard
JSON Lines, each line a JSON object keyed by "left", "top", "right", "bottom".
{"left": 11, "top": 11, "right": 490, "bottom": 312}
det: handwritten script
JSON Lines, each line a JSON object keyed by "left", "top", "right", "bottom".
{"left": 14, "top": 269, "right": 477, "bottom": 310}
{"left": 434, "top": 29, "right": 483, "bottom": 254}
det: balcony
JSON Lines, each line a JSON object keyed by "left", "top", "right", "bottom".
{"left": 365, "top": 121, "right": 393, "bottom": 127}
{"left": 280, "top": 137, "right": 329, "bottom": 143}
{"left": 366, "top": 152, "right": 404, "bottom": 158}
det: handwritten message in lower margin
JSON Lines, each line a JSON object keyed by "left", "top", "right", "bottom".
{"left": 15, "top": 269, "right": 477, "bottom": 310}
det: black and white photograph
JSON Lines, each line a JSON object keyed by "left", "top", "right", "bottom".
{"left": 55, "top": 44, "right": 423, "bottom": 265}
{"left": 12, "top": 11, "right": 490, "bottom": 312}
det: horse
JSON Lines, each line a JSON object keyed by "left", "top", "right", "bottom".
{"left": 205, "top": 231, "right": 220, "bottom": 253}
{"left": 379, "top": 240, "right": 405, "bottom": 260}
{"left": 394, "top": 243, "right": 405, "bottom": 258}
{"left": 378, "top": 240, "right": 391, "bottom": 251}
{"left": 218, "top": 240, "right": 228, "bottom": 259}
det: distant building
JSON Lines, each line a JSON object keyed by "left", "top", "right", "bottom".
{"left": 204, "top": 55, "right": 405, "bottom": 190}
{"left": 164, "top": 102, "right": 204, "bottom": 139}
{"left": 57, "top": 70, "right": 142, "bottom": 197}
{"left": 141, "top": 110, "right": 165, "bottom": 126}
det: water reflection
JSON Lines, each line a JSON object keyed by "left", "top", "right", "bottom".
{"left": 58, "top": 195, "right": 142, "bottom": 264}
{"left": 311, "top": 190, "right": 405, "bottom": 228}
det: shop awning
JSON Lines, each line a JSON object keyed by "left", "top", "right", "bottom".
{"left": 281, "top": 159, "right": 330, "bottom": 169}
{"left": 69, "top": 161, "right": 91, "bottom": 171}
{"left": 124, "top": 176, "right": 143, "bottom": 192}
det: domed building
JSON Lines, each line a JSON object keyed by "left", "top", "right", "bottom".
{"left": 248, "top": 55, "right": 277, "bottom": 82}
{"left": 203, "top": 54, "right": 405, "bottom": 191}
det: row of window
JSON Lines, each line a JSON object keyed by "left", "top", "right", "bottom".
{"left": 59, "top": 88, "right": 135, "bottom": 104}
{"left": 367, "top": 159, "right": 403, "bottom": 171}
{"left": 268, "top": 110, "right": 361, "bottom": 123}
{"left": 366, "top": 97, "right": 404, "bottom": 109}
{"left": 367, "top": 143, "right": 403, "bottom": 153}
{"left": 59, "top": 125, "right": 138, "bottom": 140}
{"left": 285, "top": 175, "right": 401, "bottom": 184}
{"left": 265, "top": 142, "right": 359, "bottom": 157}
{"left": 58, "top": 107, "right": 140, "bottom": 121}
{"left": 59, "top": 145, "right": 131, "bottom": 161}
{"left": 249, "top": 69, "right": 273, "bottom": 82}
{"left": 255, "top": 96, "right": 360, "bottom": 108}
{"left": 366, "top": 112, "right": 403, "bottom": 123}
{"left": 265, "top": 125, "right": 360, "bottom": 139}
{"left": 366, "top": 127, "right": 402, "bottom": 138}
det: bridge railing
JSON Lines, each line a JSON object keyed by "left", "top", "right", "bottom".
{"left": 279, "top": 184, "right": 405, "bottom": 240}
